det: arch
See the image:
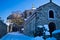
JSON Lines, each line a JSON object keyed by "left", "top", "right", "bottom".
{"left": 49, "top": 10, "right": 54, "bottom": 18}
{"left": 48, "top": 22, "right": 56, "bottom": 37}
{"left": 12, "top": 27, "right": 18, "bottom": 32}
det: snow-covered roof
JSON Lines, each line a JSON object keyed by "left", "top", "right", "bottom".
{"left": 37, "top": 25, "right": 43, "bottom": 28}
{"left": 32, "top": 7, "right": 36, "bottom": 10}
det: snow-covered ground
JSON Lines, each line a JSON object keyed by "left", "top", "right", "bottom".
{"left": 1, "top": 32, "right": 33, "bottom": 40}
{"left": 1, "top": 29, "right": 60, "bottom": 40}
{"left": 46, "top": 37, "right": 57, "bottom": 40}
{"left": 32, "top": 36, "right": 44, "bottom": 40}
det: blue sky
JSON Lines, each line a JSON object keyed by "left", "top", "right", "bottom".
{"left": 0, "top": 0, "right": 60, "bottom": 21}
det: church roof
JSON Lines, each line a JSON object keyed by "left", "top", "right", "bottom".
{"left": 24, "top": 1, "right": 60, "bottom": 24}
{"left": 23, "top": 8, "right": 36, "bottom": 14}
{"left": 36, "top": 2, "right": 60, "bottom": 11}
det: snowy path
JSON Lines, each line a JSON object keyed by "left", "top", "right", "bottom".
{"left": 1, "top": 31, "right": 59, "bottom": 40}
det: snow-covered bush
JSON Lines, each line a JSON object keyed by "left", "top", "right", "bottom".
{"left": 46, "top": 37, "right": 57, "bottom": 40}
{"left": 52, "top": 30, "right": 60, "bottom": 40}
{"left": 33, "top": 27, "right": 44, "bottom": 37}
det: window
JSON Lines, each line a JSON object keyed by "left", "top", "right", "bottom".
{"left": 49, "top": 10, "right": 54, "bottom": 18}
{"left": 29, "top": 12, "right": 32, "bottom": 16}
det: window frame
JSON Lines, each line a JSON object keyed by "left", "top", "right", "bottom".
{"left": 49, "top": 10, "right": 54, "bottom": 18}
{"left": 48, "top": 9, "right": 55, "bottom": 20}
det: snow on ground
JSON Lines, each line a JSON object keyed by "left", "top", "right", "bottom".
{"left": 0, "top": 32, "right": 45, "bottom": 40}
{"left": 46, "top": 37, "right": 57, "bottom": 40}
{"left": 1, "top": 32, "right": 33, "bottom": 40}
{"left": 7, "top": 32, "right": 23, "bottom": 35}
{"left": 1, "top": 31, "right": 59, "bottom": 40}
{"left": 45, "top": 31, "right": 50, "bottom": 35}
{"left": 32, "top": 36, "right": 44, "bottom": 40}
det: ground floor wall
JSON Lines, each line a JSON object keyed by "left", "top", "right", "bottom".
{"left": 23, "top": 19, "right": 60, "bottom": 36}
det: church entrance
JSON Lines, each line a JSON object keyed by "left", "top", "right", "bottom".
{"left": 48, "top": 22, "right": 56, "bottom": 37}
{"left": 12, "top": 27, "right": 18, "bottom": 32}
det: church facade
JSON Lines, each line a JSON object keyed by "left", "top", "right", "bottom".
{"left": 23, "top": 1, "right": 60, "bottom": 36}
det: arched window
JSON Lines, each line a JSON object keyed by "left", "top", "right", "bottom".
{"left": 49, "top": 10, "right": 54, "bottom": 18}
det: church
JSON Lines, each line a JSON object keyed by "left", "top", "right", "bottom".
{"left": 23, "top": 0, "right": 60, "bottom": 37}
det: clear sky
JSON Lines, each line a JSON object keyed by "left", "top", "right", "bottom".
{"left": 0, "top": 0, "right": 60, "bottom": 21}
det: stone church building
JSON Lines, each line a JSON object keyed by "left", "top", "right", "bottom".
{"left": 24, "top": 0, "right": 60, "bottom": 36}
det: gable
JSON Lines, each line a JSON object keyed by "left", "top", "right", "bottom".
{"left": 37, "top": 2, "right": 60, "bottom": 11}
{"left": 24, "top": 2, "right": 60, "bottom": 24}
{"left": 33, "top": 2, "right": 60, "bottom": 20}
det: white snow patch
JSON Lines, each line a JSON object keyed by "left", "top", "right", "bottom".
{"left": 8, "top": 32, "right": 22, "bottom": 35}
{"left": 52, "top": 30, "right": 60, "bottom": 34}
{"left": 32, "top": 36, "right": 44, "bottom": 40}
{"left": 6, "top": 22, "right": 10, "bottom": 26}
{"left": 37, "top": 25, "right": 43, "bottom": 28}
{"left": 44, "top": 25, "right": 49, "bottom": 31}
{"left": 45, "top": 31, "right": 50, "bottom": 35}
{"left": 32, "top": 8, "right": 36, "bottom": 10}
{"left": 46, "top": 37, "right": 57, "bottom": 40}
{"left": 1, "top": 32, "right": 32, "bottom": 40}
{"left": 24, "top": 19, "right": 27, "bottom": 21}
{"left": 21, "top": 28, "right": 24, "bottom": 31}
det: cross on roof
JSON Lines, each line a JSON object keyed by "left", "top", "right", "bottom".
{"left": 50, "top": 0, "right": 52, "bottom": 2}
